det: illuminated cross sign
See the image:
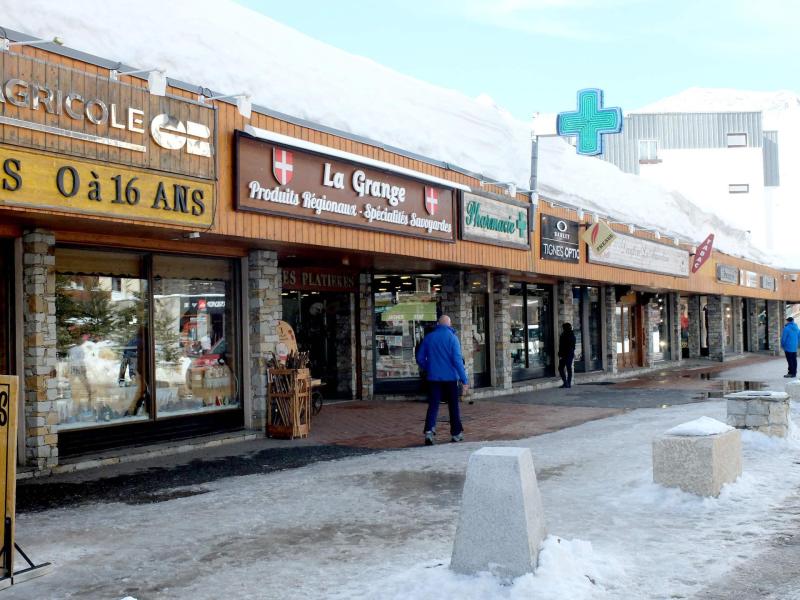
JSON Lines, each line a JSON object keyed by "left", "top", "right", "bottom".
{"left": 557, "top": 88, "right": 623, "bottom": 156}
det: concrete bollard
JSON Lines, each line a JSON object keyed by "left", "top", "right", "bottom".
{"left": 450, "top": 447, "right": 546, "bottom": 580}
{"left": 653, "top": 417, "right": 742, "bottom": 497}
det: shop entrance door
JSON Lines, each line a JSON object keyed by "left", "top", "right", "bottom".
{"left": 471, "top": 293, "right": 490, "bottom": 388}
{"left": 0, "top": 241, "right": 11, "bottom": 375}
{"left": 282, "top": 291, "right": 354, "bottom": 399}
{"left": 616, "top": 303, "right": 640, "bottom": 369}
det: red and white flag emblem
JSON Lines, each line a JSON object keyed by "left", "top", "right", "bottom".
{"left": 273, "top": 147, "right": 294, "bottom": 186}
{"left": 424, "top": 186, "right": 439, "bottom": 216}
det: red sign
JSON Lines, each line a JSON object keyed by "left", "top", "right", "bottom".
{"left": 691, "top": 234, "right": 714, "bottom": 273}
{"left": 273, "top": 147, "right": 294, "bottom": 185}
{"left": 424, "top": 186, "right": 439, "bottom": 216}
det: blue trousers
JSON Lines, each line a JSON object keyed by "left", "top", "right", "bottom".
{"left": 424, "top": 380, "right": 463, "bottom": 436}
{"left": 786, "top": 351, "right": 797, "bottom": 377}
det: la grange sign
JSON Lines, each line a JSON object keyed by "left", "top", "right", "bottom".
{"left": 0, "top": 52, "right": 216, "bottom": 180}
{"left": 236, "top": 132, "right": 455, "bottom": 241}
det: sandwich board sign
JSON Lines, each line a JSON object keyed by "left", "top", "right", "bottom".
{"left": 0, "top": 375, "right": 51, "bottom": 590}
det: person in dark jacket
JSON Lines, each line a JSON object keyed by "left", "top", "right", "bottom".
{"left": 558, "top": 322, "right": 577, "bottom": 389}
{"left": 781, "top": 317, "right": 800, "bottom": 378}
{"left": 416, "top": 315, "right": 469, "bottom": 445}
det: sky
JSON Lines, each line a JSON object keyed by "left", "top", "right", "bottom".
{"left": 237, "top": 0, "right": 800, "bottom": 121}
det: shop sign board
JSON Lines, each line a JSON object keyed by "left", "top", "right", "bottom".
{"left": 691, "top": 233, "right": 714, "bottom": 273}
{"left": 282, "top": 268, "right": 358, "bottom": 292}
{"left": 717, "top": 264, "right": 739, "bottom": 285}
{"left": 0, "top": 376, "right": 17, "bottom": 582}
{"left": 0, "top": 144, "right": 214, "bottom": 228}
{"left": 459, "top": 190, "right": 530, "bottom": 249}
{"left": 235, "top": 132, "right": 455, "bottom": 242}
{"left": 740, "top": 270, "right": 759, "bottom": 288}
{"left": 761, "top": 275, "right": 777, "bottom": 291}
{"left": 0, "top": 52, "right": 216, "bottom": 179}
{"left": 588, "top": 232, "right": 689, "bottom": 277}
{"left": 540, "top": 214, "right": 579, "bottom": 263}
{"left": 582, "top": 220, "right": 617, "bottom": 256}
{"left": 276, "top": 321, "right": 298, "bottom": 363}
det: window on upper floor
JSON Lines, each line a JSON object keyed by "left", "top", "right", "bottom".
{"left": 638, "top": 139, "right": 659, "bottom": 163}
{"left": 727, "top": 133, "right": 747, "bottom": 147}
{"left": 729, "top": 183, "right": 750, "bottom": 193}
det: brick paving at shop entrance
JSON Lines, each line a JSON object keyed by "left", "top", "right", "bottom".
{"left": 308, "top": 354, "right": 779, "bottom": 449}
{"left": 309, "top": 400, "right": 623, "bottom": 449}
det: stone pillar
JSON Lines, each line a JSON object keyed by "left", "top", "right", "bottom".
{"left": 767, "top": 300, "right": 781, "bottom": 355}
{"left": 670, "top": 293, "right": 682, "bottom": 363}
{"left": 440, "top": 272, "right": 473, "bottom": 385}
{"left": 746, "top": 298, "right": 759, "bottom": 352}
{"left": 359, "top": 274, "right": 375, "bottom": 400}
{"left": 603, "top": 286, "right": 618, "bottom": 374}
{"left": 248, "top": 250, "right": 281, "bottom": 430}
{"left": 22, "top": 229, "right": 58, "bottom": 470}
{"left": 642, "top": 299, "right": 654, "bottom": 368}
{"left": 706, "top": 295, "right": 725, "bottom": 362}
{"left": 492, "top": 274, "right": 512, "bottom": 390}
{"left": 556, "top": 282, "right": 575, "bottom": 330}
{"left": 732, "top": 297, "right": 744, "bottom": 354}
{"left": 687, "top": 296, "right": 702, "bottom": 359}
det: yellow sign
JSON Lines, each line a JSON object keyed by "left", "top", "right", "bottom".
{"left": 582, "top": 220, "right": 617, "bottom": 256}
{"left": 276, "top": 321, "right": 299, "bottom": 363}
{"left": 0, "top": 145, "right": 214, "bottom": 228}
{"left": 0, "top": 375, "right": 17, "bottom": 582}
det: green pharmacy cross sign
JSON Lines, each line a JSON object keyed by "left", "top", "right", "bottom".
{"left": 557, "top": 88, "right": 623, "bottom": 156}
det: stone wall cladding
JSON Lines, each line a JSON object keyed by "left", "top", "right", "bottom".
{"left": 248, "top": 250, "right": 281, "bottom": 430}
{"left": 726, "top": 392, "right": 790, "bottom": 437}
{"left": 440, "top": 272, "right": 473, "bottom": 386}
{"left": 733, "top": 297, "right": 744, "bottom": 354}
{"left": 642, "top": 300, "right": 654, "bottom": 368}
{"left": 493, "top": 274, "right": 512, "bottom": 389}
{"left": 670, "top": 293, "right": 682, "bottom": 363}
{"left": 687, "top": 296, "right": 701, "bottom": 359}
{"left": 603, "top": 286, "right": 618, "bottom": 374}
{"left": 22, "top": 229, "right": 58, "bottom": 470}
{"left": 706, "top": 295, "right": 725, "bottom": 361}
{"left": 767, "top": 300, "right": 782, "bottom": 355}
{"left": 359, "top": 274, "right": 375, "bottom": 399}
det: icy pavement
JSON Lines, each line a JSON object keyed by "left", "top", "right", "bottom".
{"left": 12, "top": 398, "right": 800, "bottom": 599}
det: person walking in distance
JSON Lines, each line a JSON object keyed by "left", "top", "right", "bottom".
{"left": 416, "top": 315, "right": 469, "bottom": 445}
{"left": 781, "top": 316, "right": 800, "bottom": 378}
{"left": 558, "top": 322, "right": 577, "bottom": 389}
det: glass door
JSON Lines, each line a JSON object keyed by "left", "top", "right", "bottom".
{"left": 722, "top": 297, "right": 735, "bottom": 354}
{"left": 616, "top": 297, "right": 639, "bottom": 369}
{"left": 756, "top": 300, "right": 768, "bottom": 350}
{"left": 510, "top": 283, "right": 553, "bottom": 381}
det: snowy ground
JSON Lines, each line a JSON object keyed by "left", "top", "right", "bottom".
{"left": 13, "top": 393, "right": 800, "bottom": 599}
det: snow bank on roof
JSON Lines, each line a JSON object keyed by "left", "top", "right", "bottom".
{"left": 537, "top": 137, "right": 768, "bottom": 262}
{"left": 665, "top": 417, "right": 733, "bottom": 437}
{"left": 636, "top": 87, "right": 800, "bottom": 118}
{"left": 1, "top": 0, "right": 531, "bottom": 189}
{"left": 1, "top": 5, "right": 784, "bottom": 265}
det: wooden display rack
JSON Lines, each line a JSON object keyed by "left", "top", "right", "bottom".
{"left": 267, "top": 368, "right": 311, "bottom": 439}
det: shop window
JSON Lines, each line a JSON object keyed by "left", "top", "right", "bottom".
{"left": 649, "top": 294, "right": 670, "bottom": 361}
{"left": 510, "top": 283, "right": 553, "bottom": 380}
{"left": 727, "top": 133, "right": 747, "bottom": 147}
{"left": 756, "top": 300, "right": 768, "bottom": 351}
{"left": 638, "top": 139, "right": 659, "bottom": 163}
{"left": 152, "top": 255, "right": 238, "bottom": 417}
{"left": 55, "top": 248, "right": 240, "bottom": 432}
{"left": 373, "top": 274, "right": 442, "bottom": 381}
{"left": 55, "top": 249, "right": 149, "bottom": 430}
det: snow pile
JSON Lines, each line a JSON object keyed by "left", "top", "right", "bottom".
{"left": 0, "top": 0, "right": 531, "bottom": 189}
{"left": 537, "top": 136, "right": 766, "bottom": 261}
{"left": 367, "top": 536, "right": 625, "bottom": 600}
{"left": 665, "top": 416, "right": 733, "bottom": 437}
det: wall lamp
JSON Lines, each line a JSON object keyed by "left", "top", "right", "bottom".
{"left": 199, "top": 92, "right": 252, "bottom": 119}
{"left": 1, "top": 36, "right": 63, "bottom": 52}
{"left": 479, "top": 180, "right": 517, "bottom": 197}
{"left": 110, "top": 68, "right": 167, "bottom": 96}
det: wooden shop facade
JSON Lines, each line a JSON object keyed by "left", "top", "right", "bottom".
{"left": 1, "top": 35, "right": 799, "bottom": 471}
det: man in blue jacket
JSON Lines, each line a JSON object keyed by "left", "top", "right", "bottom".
{"left": 781, "top": 317, "right": 800, "bottom": 378}
{"left": 416, "top": 315, "right": 469, "bottom": 445}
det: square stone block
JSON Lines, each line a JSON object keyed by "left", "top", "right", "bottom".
{"left": 451, "top": 447, "right": 546, "bottom": 580}
{"left": 653, "top": 427, "right": 742, "bottom": 497}
{"left": 725, "top": 391, "right": 790, "bottom": 437}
